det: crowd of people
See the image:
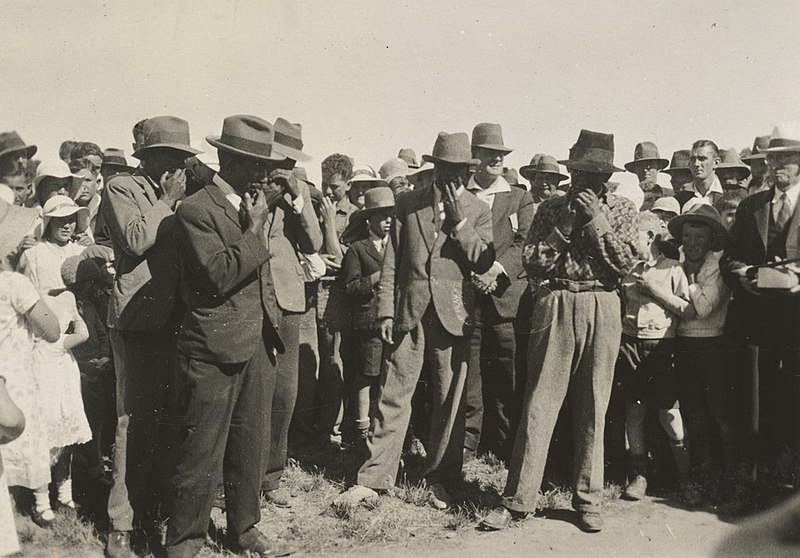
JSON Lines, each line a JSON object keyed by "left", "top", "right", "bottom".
{"left": 0, "top": 114, "right": 799, "bottom": 557}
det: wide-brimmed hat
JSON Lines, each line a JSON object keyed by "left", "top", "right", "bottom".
{"left": 33, "top": 159, "right": 82, "bottom": 192}
{"left": 763, "top": 121, "right": 800, "bottom": 153}
{"left": 519, "top": 154, "right": 568, "bottom": 181}
{"left": 717, "top": 148, "right": 751, "bottom": 179}
{"left": 398, "top": 148, "right": 420, "bottom": 169}
{"left": 624, "top": 141, "right": 669, "bottom": 173}
{"left": 422, "top": 132, "right": 480, "bottom": 166}
{"left": 662, "top": 150, "right": 692, "bottom": 176}
{"left": 742, "top": 135, "right": 771, "bottom": 163}
{"left": 379, "top": 157, "right": 410, "bottom": 183}
{"left": 471, "top": 123, "right": 513, "bottom": 154}
{"left": 407, "top": 161, "right": 433, "bottom": 176}
{"left": 0, "top": 131, "right": 37, "bottom": 160}
{"left": 207, "top": 115, "right": 289, "bottom": 162}
{"left": 292, "top": 166, "right": 315, "bottom": 188}
{"left": 271, "top": 118, "right": 311, "bottom": 162}
{"left": 348, "top": 164, "right": 388, "bottom": 188}
{"left": 41, "top": 194, "right": 90, "bottom": 235}
{"left": 651, "top": 196, "right": 680, "bottom": 217}
{"left": 351, "top": 186, "right": 395, "bottom": 221}
{"left": 559, "top": 129, "right": 623, "bottom": 173}
{"left": 101, "top": 148, "right": 135, "bottom": 171}
{"left": 668, "top": 203, "right": 727, "bottom": 251}
{"left": 132, "top": 116, "right": 200, "bottom": 159}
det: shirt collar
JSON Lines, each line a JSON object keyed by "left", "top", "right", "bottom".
{"left": 773, "top": 181, "right": 800, "bottom": 208}
{"left": 368, "top": 228, "right": 387, "bottom": 246}
{"left": 213, "top": 173, "right": 241, "bottom": 209}
{"left": 684, "top": 175, "right": 723, "bottom": 197}
{"left": 467, "top": 175, "right": 511, "bottom": 196}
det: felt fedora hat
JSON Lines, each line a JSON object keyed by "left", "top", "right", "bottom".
{"left": 717, "top": 148, "right": 751, "bottom": 178}
{"left": 763, "top": 121, "right": 800, "bottom": 152}
{"left": 101, "top": 148, "right": 134, "bottom": 171}
{"left": 292, "top": 166, "right": 315, "bottom": 188}
{"left": 352, "top": 186, "right": 395, "bottom": 220}
{"left": 471, "top": 123, "right": 513, "bottom": 153}
{"left": 624, "top": 141, "right": 669, "bottom": 173}
{"left": 271, "top": 118, "right": 311, "bottom": 162}
{"left": 132, "top": 116, "right": 200, "bottom": 159}
{"left": 423, "top": 132, "right": 480, "bottom": 166}
{"left": 663, "top": 150, "right": 692, "bottom": 175}
{"left": 207, "top": 115, "right": 286, "bottom": 162}
{"left": 0, "top": 131, "right": 37, "bottom": 160}
{"left": 668, "top": 203, "right": 727, "bottom": 251}
{"left": 397, "top": 148, "right": 420, "bottom": 169}
{"left": 379, "top": 157, "right": 410, "bottom": 183}
{"left": 519, "top": 154, "right": 568, "bottom": 182}
{"left": 742, "top": 135, "right": 771, "bottom": 162}
{"left": 41, "top": 194, "right": 90, "bottom": 235}
{"left": 559, "top": 129, "right": 623, "bottom": 173}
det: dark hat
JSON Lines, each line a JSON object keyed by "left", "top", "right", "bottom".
{"left": 624, "top": 141, "right": 669, "bottom": 173}
{"left": 663, "top": 150, "right": 692, "bottom": 176}
{"left": 559, "top": 129, "right": 623, "bottom": 173}
{"left": 422, "top": 132, "right": 480, "bottom": 166}
{"left": 271, "top": 118, "right": 311, "bottom": 162}
{"left": 350, "top": 186, "right": 395, "bottom": 227}
{"left": 741, "top": 135, "right": 771, "bottom": 163}
{"left": 668, "top": 203, "right": 727, "bottom": 251}
{"left": 207, "top": 115, "right": 286, "bottom": 162}
{"left": 717, "top": 148, "right": 751, "bottom": 179}
{"left": 101, "top": 148, "right": 134, "bottom": 171}
{"left": 519, "top": 154, "right": 568, "bottom": 182}
{"left": 398, "top": 148, "right": 420, "bottom": 169}
{"left": 471, "top": 123, "right": 513, "bottom": 154}
{"left": 61, "top": 255, "right": 101, "bottom": 288}
{"left": 132, "top": 116, "right": 200, "bottom": 159}
{"left": 0, "top": 131, "right": 37, "bottom": 160}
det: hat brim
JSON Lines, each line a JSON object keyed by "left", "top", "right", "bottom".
{"left": 518, "top": 165, "right": 568, "bottom": 182}
{"left": 271, "top": 144, "right": 311, "bottom": 163}
{"left": 407, "top": 162, "right": 434, "bottom": 176}
{"left": 42, "top": 205, "right": 90, "bottom": 236}
{"left": 762, "top": 145, "right": 800, "bottom": 153}
{"left": 33, "top": 173, "right": 82, "bottom": 191}
{"left": 471, "top": 144, "right": 514, "bottom": 154}
{"left": 421, "top": 155, "right": 480, "bottom": 166}
{"left": 741, "top": 154, "right": 766, "bottom": 163}
{"left": 348, "top": 177, "right": 389, "bottom": 188}
{"left": 205, "top": 136, "right": 286, "bottom": 162}
{"left": 623, "top": 158, "right": 669, "bottom": 173}
{"left": 132, "top": 143, "right": 200, "bottom": 160}
{"left": 352, "top": 202, "right": 395, "bottom": 220}
{"left": 0, "top": 144, "right": 37, "bottom": 160}
{"left": 667, "top": 213, "right": 727, "bottom": 251}
{"left": 382, "top": 171, "right": 408, "bottom": 183}
{"left": 558, "top": 159, "right": 623, "bottom": 173}
{"left": 663, "top": 167, "right": 692, "bottom": 176}
{"left": 717, "top": 165, "right": 751, "bottom": 177}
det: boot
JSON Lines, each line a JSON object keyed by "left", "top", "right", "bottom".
{"left": 622, "top": 453, "right": 648, "bottom": 501}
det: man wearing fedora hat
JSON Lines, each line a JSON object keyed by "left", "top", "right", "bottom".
{"left": 722, "top": 121, "right": 800, "bottom": 483}
{"left": 102, "top": 115, "right": 198, "bottom": 557}
{"left": 337, "top": 131, "right": 494, "bottom": 510}
{"left": 519, "top": 154, "right": 568, "bottom": 208}
{"left": 717, "top": 148, "right": 751, "bottom": 191}
{"left": 663, "top": 150, "right": 693, "bottom": 194}
{"left": 482, "top": 129, "right": 638, "bottom": 533}
{"left": 463, "top": 123, "right": 535, "bottom": 463}
{"left": 675, "top": 140, "right": 724, "bottom": 209}
{"left": 742, "top": 135, "right": 771, "bottom": 194}
{"left": 625, "top": 141, "right": 670, "bottom": 194}
{"left": 165, "top": 114, "right": 296, "bottom": 557}
{"left": 0, "top": 131, "right": 37, "bottom": 207}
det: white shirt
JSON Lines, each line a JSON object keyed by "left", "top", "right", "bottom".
{"left": 683, "top": 175, "right": 724, "bottom": 205}
{"left": 368, "top": 229, "right": 388, "bottom": 255}
{"left": 467, "top": 175, "right": 511, "bottom": 209}
{"left": 212, "top": 173, "right": 306, "bottom": 214}
{"left": 772, "top": 181, "right": 800, "bottom": 217}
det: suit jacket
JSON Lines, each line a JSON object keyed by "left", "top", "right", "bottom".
{"left": 174, "top": 181, "right": 283, "bottom": 363}
{"left": 102, "top": 171, "right": 181, "bottom": 331}
{"left": 266, "top": 182, "right": 323, "bottom": 313}
{"left": 720, "top": 186, "right": 800, "bottom": 347}
{"left": 481, "top": 186, "right": 535, "bottom": 319}
{"left": 341, "top": 237, "right": 385, "bottom": 330}
{"left": 377, "top": 185, "right": 495, "bottom": 337}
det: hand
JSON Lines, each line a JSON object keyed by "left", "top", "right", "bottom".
{"left": 161, "top": 169, "right": 187, "bottom": 208}
{"left": 319, "top": 196, "right": 337, "bottom": 225}
{"left": 738, "top": 273, "right": 760, "bottom": 295}
{"left": 89, "top": 356, "right": 111, "bottom": 370}
{"left": 633, "top": 272, "right": 657, "bottom": 296}
{"left": 556, "top": 201, "right": 577, "bottom": 236}
{"left": 320, "top": 253, "right": 341, "bottom": 274}
{"left": 573, "top": 189, "right": 602, "bottom": 222}
{"left": 74, "top": 231, "right": 94, "bottom": 246}
{"left": 379, "top": 317, "right": 394, "bottom": 344}
{"left": 268, "top": 168, "right": 300, "bottom": 200}
{"left": 442, "top": 182, "right": 465, "bottom": 227}
{"left": 244, "top": 190, "right": 269, "bottom": 234}
{"left": 473, "top": 262, "right": 503, "bottom": 294}
{"left": 17, "top": 234, "right": 37, "bottom": 254}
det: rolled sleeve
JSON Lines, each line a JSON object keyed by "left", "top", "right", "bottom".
{"left": 583, "top": 214, "right": 613, "bottom": 241}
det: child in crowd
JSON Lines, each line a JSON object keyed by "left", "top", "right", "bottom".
{"left": 0, "top": 372, "right": 26, "bottom": 556}
{"left": 340, "top": 187, "right": 394, "bottom": 449}
{"left": 714, "top": 189, "right": 748, "bottom": 232}
{"left": 617, "top": 211, "right": 694, "bottom": 502}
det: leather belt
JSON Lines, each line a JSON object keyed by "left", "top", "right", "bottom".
{"left": 545, "top": 278, "right": 610, "bottom": 293}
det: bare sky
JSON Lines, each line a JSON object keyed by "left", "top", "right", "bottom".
{"left": 1, "top": 0, "right": 798, "bottom": 187}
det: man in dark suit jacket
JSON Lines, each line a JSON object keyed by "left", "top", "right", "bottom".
{"left": 165, "top": 115, "right": 290, "bottom": 558}
{"left": 721, "top": 122, "right": 800, "bottom": 476}
{"left": 464, "top": 123, "right": 535, "bottom": 462}
{"left": 102, "top": 116, "right": 198, "bottom": 558}
{"left": 336, "top": 131, "right": 494, "bottom": 510}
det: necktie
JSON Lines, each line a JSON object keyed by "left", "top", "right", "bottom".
{"left": 238, "top": 199, "right": 248, "bottom": 230}
{"left": 775, "top": 192, "right": 792, "bottom": 230}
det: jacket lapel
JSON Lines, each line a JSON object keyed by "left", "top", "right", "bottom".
{"left": 364, "top": 239, "right": 384, "bottom": 263}
{"left": 786, "top": 191, "right": 800, "bottom": 259}
{"left": 754, "top": 189, "right": 771, "bottom": 250}
{"left": 492, "top": 191, "right": 511, "bottom": 227}
{"left": 414, "top": 187, "right": 437, "bottom": 252}
{"left": 206, "top": 182, "right": 242, "bottom": 229}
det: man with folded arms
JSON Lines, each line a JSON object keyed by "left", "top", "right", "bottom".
{"left": 482, "top": 130, "right": 637, "bottom": 533}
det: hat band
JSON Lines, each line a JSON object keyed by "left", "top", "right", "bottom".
{"left": 274, "top": 130, "right": 303, "bottom": 151}
{"left": 144, "top": 130, "right": 191, "bottom": 148}
{"left": 0, "top": 139, "right": 27, "bottom": 152}
{"left": 219, "top": 134, "right": 276, "bottom": 158}
{"left": 571, "top": 147, "right": 615, "bottom": 164}
{"left": 536, "top": 164, "right": 561, "bottom": 174}
{"left": 769, "top": 138, "right": 800, "bottom": 149}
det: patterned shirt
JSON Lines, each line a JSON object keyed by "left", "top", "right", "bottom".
{"left": 522, "top": 191, "right": 638, "bottom": 288}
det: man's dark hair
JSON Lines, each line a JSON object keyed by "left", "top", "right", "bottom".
{"left": 714, "top": 189, "right": 747, "bottom": 213}
{"left": 74, "top": 142, "right": 103, "bottom": 159}
{"left": 321, "top": 153, "right": 353, "bottom": 182}
{"left": 691, "top": 139, "right": 719, "bottom": 157}
{"left": 59, "top": 140, "right": 79, "bottom": 163}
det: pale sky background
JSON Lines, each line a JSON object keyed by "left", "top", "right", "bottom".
{"left": 1, "top": 0, "right": 798, "bottom": 194}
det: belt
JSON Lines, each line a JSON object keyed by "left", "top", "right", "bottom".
{"left": 545, "top": 278, "right": 611, "bottom": 293}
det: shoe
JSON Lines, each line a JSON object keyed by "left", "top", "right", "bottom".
{"left": 428, "top": 483, "right": 451, "bottom": 510}
{"left": 333, "top": 485, "right": 379, "bottom": 507}
{"left": 622, "top": 475, "right": 648, "bottom": 501}
{"left": 409, "top": 437, "right": 427, "bottom": 460}
{"left": 234, "top": 527, "right": 293, "bottom": 557}
{"left": 105, "top": 530, "right": 136, "bottom": 558}
{"left": 576, "top": 511, "right": 604, "bottom": 533}
{"left": 31, "top": 507, "right": 54, "bottom": 529}
{"left": 480, "top": 506, "right": 513, "bottom": 530}
{"left": 263, "top": 487, "right": 293, "bottom": 509}
{"left": 54, "top": 499, "right": 77, "bottom": 513}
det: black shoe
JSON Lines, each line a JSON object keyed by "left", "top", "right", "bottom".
{"left": 480, "top": 506, "right": 513, "bottom": 530}
{"left": 576, "top": 511, "right": 604, "bottom": 533}
{"left": 105, "top": 530, "right": 136, "bottom": 558}
{"left": 31, "top": 508, "right": 54, "bottom": 529}
{"left": 234, "top": 527, "right": 293, "bottom": 557}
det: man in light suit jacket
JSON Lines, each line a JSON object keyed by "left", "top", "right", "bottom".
{"left": 464, "top": 123, "right": 535, "bottom": 463}
{"left": 165, "top": 115, "right": 290, "bottom": 558}
{"left": 102, "top": 115, "right": 198, "bottom": 558}
{"left": 337, "top": 131, "right": 494, "bottom": 509}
